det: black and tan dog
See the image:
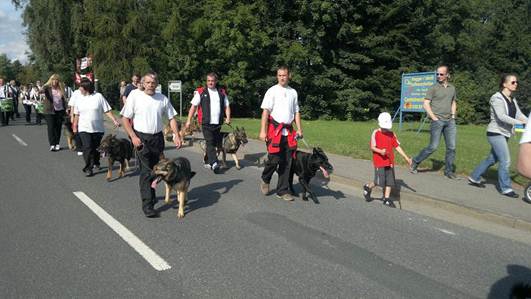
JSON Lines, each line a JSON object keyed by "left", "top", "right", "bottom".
{"left": 63, "top": 118, "right": 76, "bottom": 150}
{"left": 200, "top": 126, "right": 248, "bottom": 170}
{"left": 152, "top": 157, "right": 196, "bottom": 218}
{"left": 97, "top": 134, "right": 133, "bottom": 181}
{"left": 164, "top": 118, "right": 200, "bottom": 146}
{"left": 289, "top": 147, "right": 333, "bottom": 204}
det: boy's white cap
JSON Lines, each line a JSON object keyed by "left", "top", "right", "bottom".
{"left": 378, "top": 112, "right": 392, "bottom": 129}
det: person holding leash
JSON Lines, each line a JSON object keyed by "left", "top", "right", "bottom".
{"left": 410, "top": 65, "right": 458, "bottom": 179}
{"left": 72, "top": 78, "right": 120, "bottom": 177}
{"left": 468, "top": 74, "right": 528, "bottom": 198}
{"left": 259, "top": 66, "right": 302, "bottom": 201}
{"left": 121, "top": 72, "right": 182, "bottom": 218}
{"left": 185, "top": 72, "right": 231, "bottom": 174}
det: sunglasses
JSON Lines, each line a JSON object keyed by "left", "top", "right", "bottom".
{"left": 436, "top": 73, "right": 447, "bottom": 76}
{"left": 510, "top": 81, "right": 518, "bottom": 85}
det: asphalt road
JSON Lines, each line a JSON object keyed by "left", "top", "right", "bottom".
{"left": 1, "top": 119, "right": 530, "bottom": 298}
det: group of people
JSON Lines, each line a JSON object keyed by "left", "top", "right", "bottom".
{"left": 1, "top": 64, "right": 529, "bottom": 217}
{"left": 363, "top": 65, "right": 529, "bottom": 207}
{"left": 0, "top": 78, "right": 47, "bottom": 126}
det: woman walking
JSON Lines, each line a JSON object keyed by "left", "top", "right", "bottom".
{"left": 72, "top": 78, "right": 120, "bottom": 177}
{"left": 468, "top": 74, "right": 528, "bottom": 198}
{"left": 42, "top": 74, "right": 67, "bottom": 151}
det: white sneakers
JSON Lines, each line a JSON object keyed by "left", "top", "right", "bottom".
{"left": 49, "top": 145, "right": 61, "bottom": 152}
{"left": 54, "top": 144, "right": 60, "bottom": 151}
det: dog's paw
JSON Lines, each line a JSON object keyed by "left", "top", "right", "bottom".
{"left": 236, "top": 165, "right": 241, "bottom": 170}
{"left": 177, "top": 210, "right": 185, "bottom": 218}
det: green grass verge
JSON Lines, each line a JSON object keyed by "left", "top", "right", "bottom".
{"left": 225, "top": 118, "right": 527, "bottom": 186}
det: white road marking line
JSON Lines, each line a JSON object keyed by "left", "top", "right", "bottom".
{"left": 12, "top": 134, "right": 28, "bottom": 146}
{"left": 436, "top": 228, "right": 456, "bottom": 236}
{"left": 73, "top": 191, "right": 171, "bottom": 271}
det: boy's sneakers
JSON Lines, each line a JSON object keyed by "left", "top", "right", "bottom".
{"left": 363, "top": 184, "right": 372, "bottom": 202}
{"left": 410, "top": 161, "right": 418, "bottom": 174}
{"left": 383, "top": 198, "right": 396, "bottom": 208}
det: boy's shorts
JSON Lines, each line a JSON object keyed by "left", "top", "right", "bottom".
{"left": 374, "top": 166, "right": 396, "bottom": 187}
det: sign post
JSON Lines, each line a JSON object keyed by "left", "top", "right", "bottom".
{"left": 168, "top": 80, "right": 182, "bottom": 119}
{"left": 397, "top": 72, "right": 436, "bottom": 130}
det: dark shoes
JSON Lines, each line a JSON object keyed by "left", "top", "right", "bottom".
{"left": 363, "top": 184, "right": 372, "bottom": 202}
{"left": 467, "top": 176, "right": 485, "bottom": 188}
{"left": 383, "top": 198, "right": 396, "bottom": 208}
{"left": 410, "top": 161, "right": 418, "bottom": 174}
{"left": 445, "top": 173, "right": 460, "bottom": 180}
{"left": 142, "top": 199, "right": 160, "bottom": 218}
{"left": 502, "top": 191, "right": 519, "bottom": 199}
{"left": 211, "top": 162, "right": 221, "bottom": 174}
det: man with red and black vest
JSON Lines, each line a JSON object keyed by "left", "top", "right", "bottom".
{"left": 185, "top": 72, "right": 231, "bottom": 174}
{"left": 259, "top": 66, "right": 302, "bottom": 201}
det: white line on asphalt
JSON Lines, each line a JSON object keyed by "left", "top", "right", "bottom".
{"left": 436, "top": 228, "right": 456, "bottom": 236}
{"left": 12, "top": 134, "right": 28, "bottom": 146}
{"left": 73, "top": 191, "right": 171, "bottom": 271}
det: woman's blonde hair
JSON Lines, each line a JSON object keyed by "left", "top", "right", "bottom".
{"left": 44, "top": 73, "right": 65, "bottom": 97}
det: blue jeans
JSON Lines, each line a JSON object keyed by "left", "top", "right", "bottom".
{"left": 470, "top": 135, "right": 513, "bottom": 194}
{"left": 413, "top": 119, "right": 456, "bottom": 175}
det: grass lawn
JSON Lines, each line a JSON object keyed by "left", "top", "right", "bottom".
{"left": 220, "top": 118, "right": 527, "bottom": 186}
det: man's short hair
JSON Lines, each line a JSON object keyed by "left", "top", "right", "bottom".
{"left": 79, "top": 77, "right": 95, "bottom": 94}
{"left": 132, "top": 73, "right": 141, "bottom": 79}
{"left": 277, "top": 65, "right": 290, "bottom": 74}
{"left": 143, "top": 71, "right": 158, "bottom": 84}
{"left": 437, "top": 65, "right": 449, "bottom": 73}
{"left": 206, "top": 72, "right": 218, "bottom": 80}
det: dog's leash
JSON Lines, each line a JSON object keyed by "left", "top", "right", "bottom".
{"left": 296, "top": 134, "right": 311, "bottom": 148}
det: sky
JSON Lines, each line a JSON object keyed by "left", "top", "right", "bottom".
{"left": 0, "top": 1, "right": 30, "bottom": 64}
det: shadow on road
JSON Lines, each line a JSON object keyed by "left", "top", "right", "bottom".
{"left": 487, "top": 264, "right": 531, "bottom": 298}
{"left": 155, "top": 179, "right": 243, "bottom": 216}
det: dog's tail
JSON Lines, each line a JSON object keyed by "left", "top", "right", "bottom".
{"left": 190, "top": 171, "right": 196, "bottom": 179}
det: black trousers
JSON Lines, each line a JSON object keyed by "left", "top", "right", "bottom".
{"left": 0, "top": 110, "right": 11, "bottom": 125}
{"left": 136, "top": 131, "right": 164, "bottom": 202}
{"left": 79, "top": 132, "right": 103, "bottom": 170}
{"left": 23, "top": 104, "right": 32, "bottom": 123}
{"left": 44, "top": 110, "right": 65, "bottom": 146}
{"left": 36, "top": 113, "right": 43, "bottom": 124}
{"left": 202, "top": 124, "right": 222, "bottom": 166}
{"left": 13, "top": 98, "right": 20, "bottom": 118}
{"left": 261, "top": 136, "right": 294, "bottom": 196}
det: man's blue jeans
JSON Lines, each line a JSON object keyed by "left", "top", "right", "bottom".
{"left": 413, "top": 119, "right": 456, "bottom": 175}
{"left": 470, "top": 135, "right": 513, "bottom": 194}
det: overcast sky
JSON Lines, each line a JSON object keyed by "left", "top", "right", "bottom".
{"left": 0, "top": 2, "right": 30, "bottom": 64}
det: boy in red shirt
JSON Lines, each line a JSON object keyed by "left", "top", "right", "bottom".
{"left": 363, "top": 112, "right": 412, "bottom": 208}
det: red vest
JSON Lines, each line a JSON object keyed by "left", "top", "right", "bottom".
{"left": 267, "top": 116, "right": 297, "bottom": 154}
{"left": 196, "top": 86, "right": 227, "bottom": 126}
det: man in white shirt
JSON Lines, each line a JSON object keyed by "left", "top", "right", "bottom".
{"left": 121, "top": 72, "right": 182, "bottom": 218}
{"left": 0, "top": 78, "right": 10, "bottom": 126}
{"left": 68, "top": 87, "right": 84, "bottom": 155}
{"left": 518, "top": 114, "right": 531, "bottom": 179}
{"left": 259, "top": 66, "right": 303, "bottom": 201}
{"left": 185, "top": 72, "right": 231, "bottom": 174}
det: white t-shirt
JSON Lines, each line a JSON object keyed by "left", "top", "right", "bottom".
{"left": 74, "top": 92, "right": 112, "bottom": 133}
{"left": 521, "top": 113, "right": 531, "bottom": 144}
{"left": 68, "top": 89, "right": 82, "bottom": 109}
{"left": 261, "top": 84, "right": 299, "bottom": 135}
{"left": 121, "top": 90, "right": 177, "bottom": 134}
{"left": 191, "top": 88, "right": 230, "bottom": 125}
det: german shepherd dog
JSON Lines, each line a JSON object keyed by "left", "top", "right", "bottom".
{"left": 164, "top": 118, "right": 200, "bottom": 146}
{"left": 152, "top": 157, "right": 196, "bottom": 218}
{"left": 97, "top": 134, "right": 133, "bottom": 181}
{"left": 199, "top": 126, "right": 248, "bottom": 170}
{"left": 289, "top": 147, "right": 333, "bottom": 204}
{"left": 63, "top": 118, "right": 76, "bottom": 150}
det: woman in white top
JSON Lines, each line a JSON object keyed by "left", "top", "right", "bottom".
{"left": 73, "top": 78, "right": 120, "bottom": 177}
